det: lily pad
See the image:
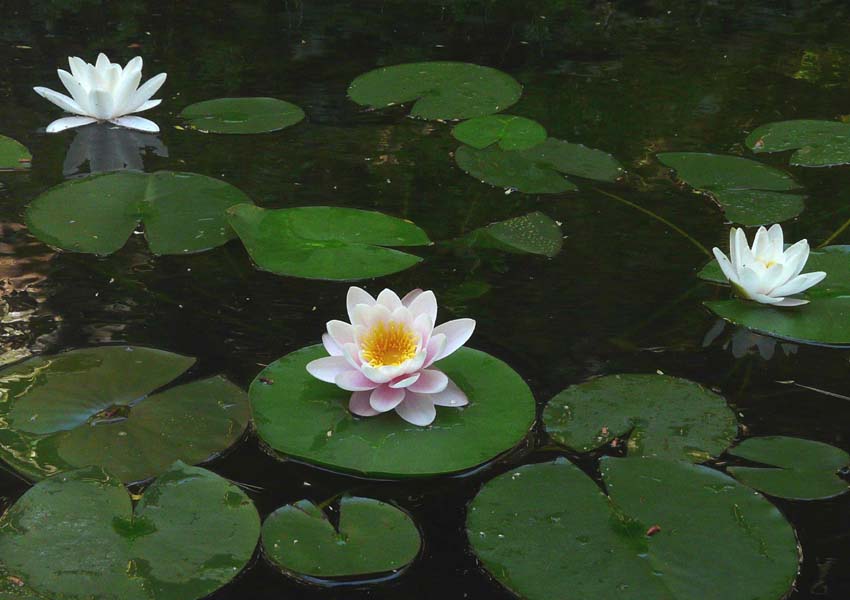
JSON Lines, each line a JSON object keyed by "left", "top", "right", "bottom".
{"left": 746, "top": 119, "right": 850, "bottom": 167}
{"left": 452, "top": 115, "right": 547, "bottom": 151}
{"left": 455, "top": 138, "right": 622, "bottom": 194}
{"left": 262, "top": 496, "right": 421, "bottom": 580}
{"left": 179, "top": 97, "right": 306, "bottom": 134}
{"left": 467, "top": 457, "right": 798, "bottom": 600}
{"left": 657, "top": 152, "right": 805, "bottom": 225}
{"left": 468, "top": 212, "right": 563, "bottom": 257}
{"left": 249, "top": 345, "right": 535, "bottom": 478}
{"left": 227, "top": 204, "right": 430, "bottom": 281}
{"left": 543, "top": 374, "right": 737, "bottom": 462}
{"left": 0, "top": 135, "right": 31, "bottom": 171}
{"left": 0, "top": 346, "right": 249, "bottom": 483}
{"left": 700, "top": 246, "right": 850, "bottom": 345}
{"left": 0, "top": 462, "right": 260, "bottom": 600}
{"left": 26, "top": 170, "right": 253, "bottom": 255}
{"left": 348, "top": 62, "right": 522, "bottom": 120}
{"left": 728, "top": 436, "right": 850, "bottom": 500}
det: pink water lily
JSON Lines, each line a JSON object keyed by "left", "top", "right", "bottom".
{"left": 306, "top": 287, "right": 476, "bottom": 426}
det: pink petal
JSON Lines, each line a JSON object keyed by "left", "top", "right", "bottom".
{"left": 407, "top": 290, "right": 437, "bottom": 324}
{"left": 430, "top": 379, "right": 469, "bottom": 407}
{"left": 322, "top": 334, "right": 343, "bottom": 357}
{"left": 432, "top": 318, "right": 475, "bottom": 361}
{"left": 423, "top": 333, "right": 447, "bottom": 368}
{"left": 395, "top": 394, "right": 436, "bottom": 426}
{"left": 413, "top": 313, "right": 434, "bottom": 349}
{"left": 377, "top": 289, "right": 403, "bottom": 311}
{"left": 305, "top": 356, "right": 351, "bottom": 383}
{"left": 335, "top": 370, "right": 379, "bottom": 391}
{"left": 349, "top": 391, "right": 380, "bottom": 417}
{"left": 408, "top": 369, "right": 449, "bottom": 394}
{"left": 401, "top": 289, "right": 424, "bottom": 306}
{"left": 347, "top": 287, "right": 376, "bottom": 322}
{"left": 327, "top": 320, "right": 355, "bottom": 348}
{"left": 370, "top": 385, "right": 406, "bottom": 412}
{"left": 341, "top": 343, "right": 362, "bottom": 369}
{"left": 390, "top": 373, "right": 421, "bottom": 389}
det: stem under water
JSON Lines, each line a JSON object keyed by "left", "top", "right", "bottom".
{"left": 816, "top": 215, "right": 850, "bottom": 249}
{"left": 593, "top": 188, "right": 712, "bottom": 258}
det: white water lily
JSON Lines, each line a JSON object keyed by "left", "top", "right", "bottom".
{"left": 34, "top": 53, "right": 166, "bottom": 134}
{"left": 712, "top": 224, "right": 826, "bottom": 307}
{"left": 306, "top": 287, "right": 476, "bottom": 426}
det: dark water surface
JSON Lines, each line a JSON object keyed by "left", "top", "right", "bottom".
{"left": 2, "top": 1, "right": 850, "bottom": 598}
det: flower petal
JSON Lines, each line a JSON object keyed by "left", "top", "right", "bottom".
{"left": 134, "top": 98, "right": 162, "bottom": 113}
{"left": 347, "top": 286, "right": 376, "bottom": 321}
{"left": 306, "top": 356, "right": 351, "bottom": 383}
{"left": 376, "top": 288, "right": 403, "bottom": 311}
{"left": 45, "top": 116, "right": 98, "bottom": 133}
{"left": 327, "top": 320, "right": 355, "bottom": 348}
{"left": 772, "top": 297, "right": 810, "bottom": 307}
{"left": 752, "top": 226, "right": 771, "bottom": 260}
{"left": 322, "top": 333, "right": 343, "bottom": 356}
{"left": 781, "top": 239, "right": 810, "bottom": 280}
{"left": 407, "top": 290, "right": 437, "bottom": 324}
{"left": 108, "top": 115, "right": 159, "bottom": 132}
{"left": 431, "top": 318, "right": 475, "bottom": 361}
{"left": 335, "top": 370, "right": 379, "bottom": 391}
{"left": 111, "top": 61, "right": 143, "bottom": 116}
{"left": 430, "top": 379, "right": 469, "bottom": 407}
{"left": 423, "top": 333, "right": 447, "bottom": 368}
{"left": 407, "top": 369, "right": 448, "bottom": 394}
{"left": 33, "top": 86, "right": 85, "bottom": 115}
{"left": 712, "top": 247, "right": 739, "bottom": 286}
{"left": 57, "top": 69, "right": 89, "bottom": 111}
{"left": 126, "top": 72, "right": 167, "bottom": 113}
{"left": 390, "top": 373, "right": 421, "bottom": 389}
{"left": 370, "top": 385, "right": 406, "bottom": 412}
{"left": 88, "top": 89, "right": 114, "bottom": 120}
{"left": 349, "top": 391, "right": 380, "bottom": 417}
{"left": 401, "top": 289, "right": 424, "bottom": 306}
{"left": 395, "top": 393, "right": 436, "bottom": 426}
{"left": 771, "top": 271, "right": 826, "bottom": 297}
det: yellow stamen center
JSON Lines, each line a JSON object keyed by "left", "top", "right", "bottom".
{"left": 757, "top": 258, "right": 778, "bottom": 269}
{"left": 361, "top": 321, "right": 418, "bottom": 367}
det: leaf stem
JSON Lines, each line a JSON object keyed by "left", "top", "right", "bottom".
{"left": 816, "top": 215, "right": 850, "bottom": 249}
{"left": 593, "top": 187, "right": 712, "bottom": 258}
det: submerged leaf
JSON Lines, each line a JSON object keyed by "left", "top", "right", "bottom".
{"left": 468, "top": 211, "right": 563, "bottom": 257}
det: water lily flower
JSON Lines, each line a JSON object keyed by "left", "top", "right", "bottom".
{"left": 306, "top": 287, "right": 476, "bottom": 426}
{"left": 34, "top": 53, "right": 166, "bottom": 134}
{"left": 712, "top": 224, "right": 826, "bottom": 307}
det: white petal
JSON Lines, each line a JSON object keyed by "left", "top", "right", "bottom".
{"left": 431, "top": 318, "right": 475, "bottom": 361}
{"left": 734, "top": 228, "right": 754, "bottom": 270}
{"left": 322, "top": 333, "right": 343, "bottom": 356}
{"left": 110, "top": 63, "right": 143, "bottom": 116}
{"left": 771, "top": 271, "right": 826, "bottom": 297}
{"left": 33, "top": 86, "right": 85, "bottom": 115}
{"left": 335, "top": 370, "right": 379, "bottom": 392}
{"left": 407, "top": 290, "right": 437, "bottom": 325}
{"left": 376, "top": 288, "right": 403, "bottom": 311}
{"left": 772, "top": 297, "right": 810, "bottom": 307}
{"left": 752, "top": 226, "right": 771, "bottom": 260}
{"left": 126, "top": 72, "right": 167, "bottom": 113}
{"left": 306, "top": 356, "right": 351, "bottom": 383}
{"left": 57, "top": 69, "right": 89, "bottom": 111}
{"left": 767, "top": 224, "right": 784, "bottom": 261}
{"left": 108, "top": 116, "right": 159, "bottom": 133}
{"left": 781, "top": 240, "right": 810, "bottom": 280}
{"left": 87, "top": 89, "right": 114, "bottom": 119}
{"left": 401, "top": 289, "right": 424, "bottom": 306}
{"left": 347, "top": 287, "right": 376, "bottom": 321}
{"left": 395, "top": 394, "right": 436, "bottom": 426}
{"left": 737, "top": 267, "right": 763, "bottom": 297}
{"left": 134, "top": 99, "right": 162, "bottom": 113}
{"left": 45, "top": 116, "right": 97, "bottom": 133}
{"left": 712, "top": 248, "right": 739, "bottom": 285}
{"left": 429, "top": 379, "right": 469, "bottom": 407}
{"left": 389, "top": 373, "right": 421, "bottom": 389}
{"left": 327, "top": 320, "right": 355, "bottom": 348}
{"left": 68, "top": 56, "right": 92, "bottom": 89}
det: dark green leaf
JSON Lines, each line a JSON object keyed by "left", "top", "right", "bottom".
{"left": 0, "top": 135, "right": 31, "bottom": 171}
{"left": 543, "top": 374, "right": 737, "bottom": 462}
{"left": 0, "top": 462, "right": 260, "bottom": 600}
{"left": 452, "top": 115, "right": 547, "bottom": 150}
{"left": 249, "top": 345, "right": 535, "bottom": 478}
{"left": 348, "top": 62, "right": 522, "bottom": 120}
{"left": 227, "top": 204, "right": 430, "bottom": 280}
{"left": 728, "top": 436, "right": 850, "bottom": 500}
{"left": 0, "top": 346, "right": 249, "bottom": 482}
{"left": 470, "top": 211, "right": 563, "bottom": 257}
{"left": 746, "top": 119, "right": 850, "bottom": 167}
{"left": 26, "top": 171, "right": 253, "bottom": 256}
{"left": 179, "top": 97, "right": 305, "bottom": 134}
{"left": 467, "top": 458, "right": 798, "bottom": 600}
{"left": 262, "top": 497, "right": 420, "bottom": 579}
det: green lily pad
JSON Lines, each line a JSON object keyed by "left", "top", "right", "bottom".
{"left": 452, "top": 115, "right": 547, "bottom": 151}
{"left": 348, "top": 62, "right": 522, "bottom": 120}
{"left": 179, "top": 97, "right": 306, "bottom": 134}
{"left": 0, "top": 135, "right": 31, "bottom": 171}
{"left": 227, "top": 204, "right": 430, "bottom": 281}
{"left": 746, "top": 119, "right": 850, "bottom": 167}
{"left": 249, "top": 345, "right": 535, "bottom": 478}
{"left": 467, "top": 457, "right": 798, "bottom": 600}
{"left": 455, "top": 138, "right": 622, "bottom": 194}
{"left": 262, "top": 496, "right": 420, "bottom": 580}
{"left": 728, "top": 436, "right": 850, "bottom": 500}
{"left": 700, "top": 246, "right": 850, "bottom": 345}
{"left": 543, "top": 374, "right": 737, "bottom": 462}
{"left": 0, "top": 462, "right": 260, "bottom": 600}
{"left": 658, "top": 152, "right": 805, "bottom": 225}
{"left": 468, "top": 211, "right": 563, "bottom": 257}
{"left": 26, "top": 170, "right": 253, "bottom": 255}
{"left": 0, "top": 346, "right": 249, "bottom": 483}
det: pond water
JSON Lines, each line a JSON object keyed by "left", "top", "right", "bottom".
{"left": 2, "top": 1, "right": 850, "bottom": 598}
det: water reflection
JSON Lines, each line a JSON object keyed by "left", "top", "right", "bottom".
{"left": 63, "top": 123, "right": 168, "bottom": 178}
{"left": 703, "top": 320, "right": 798, "bottom": 360}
